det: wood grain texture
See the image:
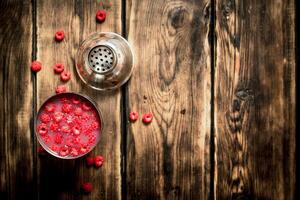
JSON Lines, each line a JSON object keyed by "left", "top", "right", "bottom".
{"left": 214, "top": 0, "right": 296, "bottom": 199}
{"left": 36, "top": 0, "right": 122, "bottom": 199}
{"left": 0, "top": 0, "right": 35, "bottom": 199}
{"left": 126, "top": 0, "right": 212, "bottom": 199}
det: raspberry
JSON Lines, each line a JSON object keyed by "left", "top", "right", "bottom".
{"left": 55, "top": 85, "right": 68, "bottom": 93}
{"left": 62, "top": 103, "right": 73, "bottom": 113}
{"left": 73, "top": 137, "right": 81, "bottom": 145}
{"left": 142, "top": 113, "right": 153, "bottom": 124}
{"left": 129, "top": 111, "right": 138, "bottom": 122}
{"left": 40, "top": 113, "right": 51, "bottom": 123}
{"left": 50, "top": 144, "right": 59, "bottom": 152}
{"left": 70, "top": 148, "right": 79, "bottom": 156}
{"left": 88, "top": 135, "right": 96, "bottom": 144}
{"left": 71, "top": 96, "right": 81, "bottom": 104}
{"left": 74, "top": 107, "right": 83, "bottom": 116}
{"left": 94, "top": 155, "right": 104, "bottom": 168}
{"left": 50, "top": 123, "right": 59, "bottom": 131}
{"left": 53, "top": 63, "right": 64, "bottom": 73}
{"left": 80, "top": 144, "right": 89, "bottom": 154}
{"left": 96, "top": 10, "right": 106, "bottom": 23}
{"left": 37, "top": 146, "right": 47, "bottom": 155}
{"left": 60, "top": 71, "right": 71, "bottom": 82}
{"left": 61, "top": 125, "right": 71, "bottom": 134}
{"left": 59, "top": 146, "right": 69, "bottom": 157}
{"left": 72, "top": 125, "right": 81, "bottom": 136}
{"left": 31, "top": 61, "right": 42, "bottom": 72}
{"left": 81, "top": 182, "right": 93, "bottom": 193}
{"left": 55, "top": 31, "right": 65, "bottom": 42}
{"left": 37, "top": 124, "right": 48, "bottom": 136}
{"left": 42, "top": 135, "right": 51, "bottom": 144}
{"left": 54, "top": 134, "right": 63, "bottom": 144}
{"left": 65, "top": 137, "right": 74, "bottom": 147}
{"left": 45, "top": 103, "right": 55, "bottom": 112}
{"left": 86, "top": 157, "right": 95, "bottom": 166}
{"left": 82, "top": 102, "right": 92, "bottom": 111}
{"left": 90, "top": 121, "right": 99, "bottom": 130}
{"left": 53, "top": 112, "right": 64, "bottom": 122}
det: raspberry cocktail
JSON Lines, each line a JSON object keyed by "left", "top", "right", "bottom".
{"left": 35, "top": 93, "right": 102, "bottom": 159}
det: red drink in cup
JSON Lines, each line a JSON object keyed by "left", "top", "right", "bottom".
{"left": 35, "top": 93, "right": 102, "bottom": 159}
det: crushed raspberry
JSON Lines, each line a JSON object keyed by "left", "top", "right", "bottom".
{"left": 60, "top": 71, "right": 71, "bottom": 82}
{"left": 61, "top": 125, "right": 71, "bottom": 134}
{"left": 71, "top": 96, "right": 81, "bottom": 104}
{"left": 94, "top": 155, "right": 104, "bottom": 168}
{"left": 59, "top": 146, "right": 69, "bottom": 157}
{"left": 74, "top": 107, "right": 83, "bottom": 116}
{"left": 142, "top": 113, "right": 153, "bottom": 124}
{"left": 55, "top": 31, "right": 65, "bottom": 42}
{"left": 37, "top": 124, "right": 48, "bottom": 136}
{"left": 55, "top": 85, "right": 68, "bottom": 94}
{"left": 72, "top": 125, "right": 81, "bottom": 136}
{"left": 62, "top": 103, "right": 73, "bottom": 113}
{"left": 96, "top": 10, "right": 106, "bottom": 23}
{"left": 129, "top": 111, "right": 139, "bottom": 122}
{"left": 53, "top": 63, "right": 64, "bottom": 73}
{"left": 50, "top": 123, "right": 59, "bottom": 131}
{"left": 82, "top": 102, "right": 92, "bottom": 111}
{"left": 86, "top": 156, "right": 95, "bottom": 166}
{"left": 54, "top": 134, "right": 63, "bottom": 144}
{"left": 53, "top": 112, "right": 64, "bottom": 122}
{"left": 40, "top": 113, "right": 51, "bottom": 123}
{"left": 31, "top": 61, "right": 42, "bottom": 72}
{"left": 45, "top": 103, "right": 55, "bottom": 112}
{"left": 81, "top": 182, "right": 93, "bottom": 193}
{"left": 70, "top": 148, "right": 79, "bottom": 156}
{"left": 50, "top": 144, "right": 59, "bottom": 152}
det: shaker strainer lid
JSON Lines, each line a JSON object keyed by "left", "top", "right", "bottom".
{"left": 75, "top": 32, "right": 134, "bottom": 90}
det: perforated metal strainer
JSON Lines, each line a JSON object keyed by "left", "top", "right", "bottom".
{"left": 75, "top": 32, "right": 134, "bottom": 90}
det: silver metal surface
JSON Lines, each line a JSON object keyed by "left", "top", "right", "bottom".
{"left": 88, "top": 45, "right": 116, "bottom": 73}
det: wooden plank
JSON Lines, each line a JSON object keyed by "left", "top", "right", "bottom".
{"left": 36, "top": 0, "right": 122, "bottom": 199}
{"left": 126, "top": 0, "right": 212, "bottom": 199}
{"left": 214, "top": 0, "right": 296, "bottom": 199}
{"left": 0, "top": 0, "right": 35, "bottom": 199}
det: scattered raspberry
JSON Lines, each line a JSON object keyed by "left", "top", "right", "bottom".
{"left": 55, "top": 31, "right": 65, "bottom": 42}
{"left": 53, "top": 112, "right": 64, "bottom": 122}
{"left": 40, "top": 113, "right": 51, "bottom": 123}
{"left": 86, "top": 156, "right": 95, "bottom": 166}
{"left": 53, "top": 63, "right": 64, "bottom": 73}
{"left": 94, "top": 155, "right": 104, "bottom": 168}
{"left": 59, "top": 146, "right": 69, "bottom": 157}
{"left": 81, "top": 182, "right": 93, "bottom": 193}
{"left": 37, "top": 146, "right": 47, "bottom": 155}
{"left": 31, "top": 61, "right": 42, "bottom": 72}
{"left": 55, "top": 85, "right": 68, "bottom": 93}
{"left": 37, "top": 124, "right": 48, "bottom": 136}
{"left": 62, "top": 103, "right": 73, "bottom": 113}
{"left": 96, "top": 10, "right": 106, "bottom": 23}
{"left": 129, "top": 111, "right": 138, "bottom": 122}
{"left": 142, "top": 113, "right": 153, "bottom": 124}
{"left": 45, "top": 103, "right": 55, "bottom": 113}
{"left": 60, "top": 71, "right": 71, "bottom": 82}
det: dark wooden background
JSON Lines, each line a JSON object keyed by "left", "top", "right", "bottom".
{"left": 0, "top": 0, "right": 296, "bottom": 199}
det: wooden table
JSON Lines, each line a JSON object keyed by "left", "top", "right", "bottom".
{"left": 0, "top": 0, "right": 296, "bottom": 199}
